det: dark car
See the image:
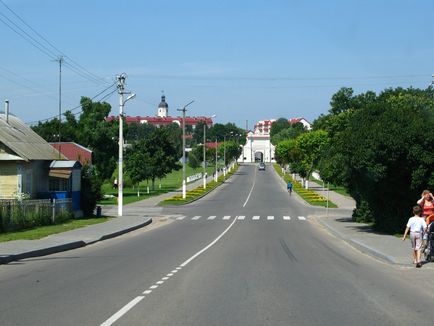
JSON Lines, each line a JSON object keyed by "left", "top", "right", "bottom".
{"left": 258, "top": 162, "right": 266, "bottom": 171}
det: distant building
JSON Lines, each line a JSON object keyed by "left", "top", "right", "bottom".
{"left": 107, "top": 95, "right": 213, "bottom": 129}
{"left": 239, "top": 117, "right": 311, "bottom": 163}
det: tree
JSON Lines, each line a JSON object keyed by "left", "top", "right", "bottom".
{"left": 270, "top": 118, "right": 290, "bottom": 138}
{"left": 80, "top": 165, "right": 102, "bottom": 216}
{"left": 125, "top": 139, "right": 152, "bottom": 191}
{"left": 294, "top": 130, "right": 329, "bottom": 179}
{"left": 188, "top": 152, "right": 201, "bottom": 169}
{"left": 317, "top": 87, "right": 434, "bottom": 232}
{"left": 271, "top": 122, "right": 306, "bottom": 145}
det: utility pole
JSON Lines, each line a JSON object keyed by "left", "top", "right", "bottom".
{"left": 215, "top": 138, "right": 218, "bottom": 182}
{"left": 203, "top": 124, "right": 206, "bottom": 189}
{"left": 54, "top": 56, "right": 64, "bottom": 158}
{"left": 117, "top": 73, "right": 135, "bottom": 216}
{"left": 178, "top": 101, "right": 194, "bottom": 199}
{"left": 223, "top": 135, "right": 226, "bottom": 181}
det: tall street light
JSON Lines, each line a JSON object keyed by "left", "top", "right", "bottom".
{"left": 178, "top": 100, "right": 194, "bottom": 199}
{"left": 117, "top": 73, "right": 135, "bottom": 216}
{"left": 215, "top": 138, "right": 218, "bottom": 182}
{"left": 203, "top": 114, "right": 216, "bottom": 189}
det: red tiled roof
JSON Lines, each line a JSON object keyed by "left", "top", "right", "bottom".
{"left": 49, "top": 142, "right": 92, "bottom": 166}
{"left": 106, "top": 115, "right": 214, "bottom": 127}
{"left": 205, "top": 142, "right": 223, "bottom": 149}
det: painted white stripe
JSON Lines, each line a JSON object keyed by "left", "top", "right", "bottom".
{"left": 207, "top": 215, "right": 216, "bottom": 220}
{"left": 283, "top": 216, "right": 291, "bottom": 220}
{"left": 156, "top": 281, "right": 164, "bottom": 285}
{"left": 171, "top": 270, "right": 178, "bottom": 273}
{"left": 176, "top": 267, "right": 182, "bottom": 270}
{"left": 298, "top": 216, "right": 306, "bottom": 220}
{"left": 167, "top": 273, "right": 173, "bottom": 277}
{"left": 267, "top": 216, "right": 274, "bottom": 220}
{"left": 252, "top": 215, "right": 260, "bottom": 220}
{"left": 100, "top": 296, "right": 144, "bottom": 326}
{"left": 150, "top": 285, "right": 158, "bottom": 289}
{"left": 243, "top": 167, "right": 257, "bottom": 207}
{"left": 223, "top": 215, "right": 231, "bottom": 220}
{"left": 192, "top": 215, "right": 201, "bottom": 220}
{"left": 162, "top": 277, "right": 169, "bottom": 281}
{"left": 237, "top": 215, "right": 245, "bottom": 220}
{"left": 142, "top": 290, "right": 152, "bottom": 295}
{"left": 176, "top": 216, "right": 185, "bottom": 220}
{"left": 180, "top": 215, "right": 238, "bottom": 267}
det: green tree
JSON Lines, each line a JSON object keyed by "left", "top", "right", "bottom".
{"left": 270, "top": 118, "right": 290, "bottom": 138}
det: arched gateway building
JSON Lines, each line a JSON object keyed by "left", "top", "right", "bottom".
{"left": 239, "top": 118, "right": 311, "bottom": 163}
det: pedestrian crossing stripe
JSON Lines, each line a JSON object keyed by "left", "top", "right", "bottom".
{"left": 175, "top": 215, "right": 308, "bottom": 221}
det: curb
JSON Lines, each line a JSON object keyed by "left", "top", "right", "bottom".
{"left": 315, "top": 216, "right": 398, "bottom": 265}
{"left": 0, "top": 217, "right": 153, "bottom": 265}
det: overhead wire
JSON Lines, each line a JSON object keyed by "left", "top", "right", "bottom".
{"left": 0, "top": 0, "right": 108, "bottom": 85}
{"left": 26, "top": 81, "right": 117, "bottom": 125}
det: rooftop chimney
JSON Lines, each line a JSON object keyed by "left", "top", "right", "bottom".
{"left": 5, "top": 100, "right": 9, "bottom": 124}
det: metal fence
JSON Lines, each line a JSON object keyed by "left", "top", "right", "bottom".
{"left": 0, "top": 198, "right": 72, "bottom": 233}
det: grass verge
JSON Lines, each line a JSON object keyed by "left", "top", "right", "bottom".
{"left": 160, "top": 165, "right": 239, "bottom": 206}
{"left": 274, "top": 164, "right": 337, "bottom": 208}
{"left": 0, "top": 217, "right": 109, "bottom": 242}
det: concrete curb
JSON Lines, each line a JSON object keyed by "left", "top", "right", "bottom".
{"left": 0, "top": 217, "right": 153, "bottom": 265}
{"left": 315, "top": 216, "right": 398, "bottom": 265}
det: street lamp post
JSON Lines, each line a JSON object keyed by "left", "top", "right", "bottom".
{"left": 117, "top": 73, "right": 135, "bottom": 217}
{"left": 202, "top": 115, "right": 216, "bottom": 189}
{"left": 178, "top": 100, "right": 194, "bottom": 199}
{"left": 223, "top": 135, "right": 226, "bottom": 181}
{"left": 215, "top": 138, "right": 218, "bottom": 182}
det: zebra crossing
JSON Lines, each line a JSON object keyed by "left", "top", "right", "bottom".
{"left": 170, "top": 215, "right": 309, "bottom": 222}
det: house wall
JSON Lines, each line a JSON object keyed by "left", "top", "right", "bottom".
{"left": 0, "top": 162, "right": 18, "bottom": 198}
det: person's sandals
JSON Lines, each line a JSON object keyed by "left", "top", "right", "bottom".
{"left": 416, "top": 262, "right": 422, "bottom": 268}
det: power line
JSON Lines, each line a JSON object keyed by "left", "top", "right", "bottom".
{"left": 26, "top": 82, "right": 117, "bottom": 125}
{"left": 0, "top": 0, "right": 107, "bottom": 85}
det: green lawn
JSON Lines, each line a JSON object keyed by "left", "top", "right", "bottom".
{"left": 309, "top": 175, "right": 351, "bottom": 197}
{"left": 99, "top": 165, "right": 218, "bottom": 205}
{"left": 0, "top": 217, "right": 109, "bottom": 242}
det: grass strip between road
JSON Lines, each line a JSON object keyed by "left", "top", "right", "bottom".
{"left": 273, "top": 164, "right": 337, "bottom": 208}
{"left": 159, "top": 164, "right": 239, "bottom": 206}
{"left": 0, "top": 217, "right": 109, "bottom": 242}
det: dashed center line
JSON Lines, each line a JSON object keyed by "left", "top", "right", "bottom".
{"left": 252, "top": 215, "right": 260, "bottom": 220}
{"left": 267, "top": 216, "right": 274, "bottom": 220}
{"left": 223, "top": 215, "right": 231, "bottom": 220}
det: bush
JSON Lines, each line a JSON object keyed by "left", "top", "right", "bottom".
{"left": 81, "top": 165, "right": 103, "bottom": 216}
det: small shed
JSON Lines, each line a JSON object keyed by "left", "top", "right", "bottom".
{"left": 46, "top": 160, "right": 82, "bottom": 211}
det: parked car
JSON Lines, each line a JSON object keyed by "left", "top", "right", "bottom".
{"left": 258, "top": 162, "right": 266, "bottom": 171}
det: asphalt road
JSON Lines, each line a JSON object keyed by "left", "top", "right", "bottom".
{"left": 1, "top": 164, "right": 434, "bottom": 326}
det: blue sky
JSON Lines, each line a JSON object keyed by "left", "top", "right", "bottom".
{"left": 1, "top": 0, "right": 433, "bottom": 129}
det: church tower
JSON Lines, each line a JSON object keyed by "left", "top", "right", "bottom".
{"left": 157, "top": 95, "right": 169, "bottom": 118}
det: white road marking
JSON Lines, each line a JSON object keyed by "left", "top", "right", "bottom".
{"left": 171, "top": 270, "right": 178, "bottom": 273}
{"left": 180, "top": 215, "right": 238, "bottom": 267}
{"left": 143, "top": 290, "right": 152, "bottom": 295}
{"left": 176, "top": 216, "right": 185, "bottom": 220}
{"left": 150, "top": 285, "right": 158, "bottom": 289}
{"left": 243, "top": 167, "right": 257, "bottom": 207}
{"left": 223, "top": 215, "right": 231, "bottom": 220}
{"left": 192, "top": 215, "right": 201, "bottom": 220}
{"left": 283, "top": 216, "right": 291, "bottom": 220}
{"left": 267, "top": 216, "right": 274, "bottom": 220}
{"left": 162, "top": 277, "right": 169, "bottom": 281}
{"left": 100, "top": 296, "right": 144, "bottom": 326}
{"left": 252, "top": 215, "right": 260, "bottom": 220}
{"left": 207, "top": 215, "right": 216, "bottom": 220}
{"left": 156, "top": 281, "right": 164, "bottom": 285}
{"left": 167, "top": 273, "right": 173, "bottom": 277}
{"left": 176, "top": 267, "right": 182, "bottom": 270}
{"left": 298, "top": 216, "right": 306, "bottom": 220}
{"left": 237, "top": 215, "right": 245, "bottom": 220}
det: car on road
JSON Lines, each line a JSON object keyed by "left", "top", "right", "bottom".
{"left": 258, "top": 162, "right": 266, "bottom": 171}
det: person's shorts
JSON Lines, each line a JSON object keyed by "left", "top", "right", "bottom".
{"left": 410, "top": 232, "right": 423, "bottom": 250}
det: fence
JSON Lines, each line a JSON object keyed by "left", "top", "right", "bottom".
{"left": 0, "top": 198, "right": 72, "bottom": 233}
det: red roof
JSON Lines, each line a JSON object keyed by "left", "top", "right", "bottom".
{"left": 50, "top": 142, "right": 92, "bottom": 166}
{"left": 106, "top": 115, "right": 213, "bottom": 127}
{"left": 205, "top": 142, "right": 223, "bottom": 149}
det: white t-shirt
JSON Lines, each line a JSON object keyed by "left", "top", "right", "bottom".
{"left": 406, "top": 216, "right": 427, "bottom": 232}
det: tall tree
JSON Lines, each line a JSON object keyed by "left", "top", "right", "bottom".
{"left": 270, "top": 118, "right": 290, "bottom": 138}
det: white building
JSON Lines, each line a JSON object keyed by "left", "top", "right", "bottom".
{"left": 239, "top": 119, "right": 276, "bottom": 163}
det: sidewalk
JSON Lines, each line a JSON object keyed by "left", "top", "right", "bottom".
{"left": 278, "top": 171, "right": 431, "bottom": 268}
{"left": 0, "top": 174, "right": 215, "bottom": 264}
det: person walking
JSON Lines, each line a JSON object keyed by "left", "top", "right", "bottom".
{"left": 402, "top": 205, "right": 427, "bottom": 268}
{"left": 113, "top": 178, "right": 118, "bottom": 190}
